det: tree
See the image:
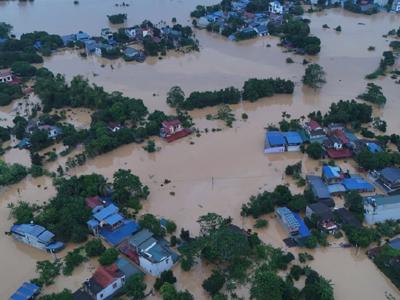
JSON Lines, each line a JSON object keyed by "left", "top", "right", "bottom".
{"left": 357, "top": 83, "right": 386, "bottom": 106}
{"left": 303, "top": 270, "right": 334, "bottom": 300}
{"left": 34, "top": 260, "right": 62, "bottom": 286}
{"left": 344, "top": 191, "right": 364, "bottom": 221}
{"left": 165, "top": 219, "right": 177, "bottom": 234}
{"left": 0, "top": 160, "right": 28, "bottom": 186}
{"left": 202, "top": 270, "right": 226, "bottom": 295}
{"left": 0, "top": 22, "right": 12, "bottom": 38}
{"left": 143, "top": 140, "right": 156, "bottom": 152}
{"left": 112, "top": 169, "right": 149, "bottom": 208}
{"left": 160, "top": 282, "right": 178, "bottom": 300}
{"left": 8, "top": 201, "right": 36, "bottom": 224}
{"left": 306, "top": 142, "right": 324, "bottom": 160}
{"left": 154, "top": 270, "right": 177, "bottom": 290}
{"left": 98, "top": 248, "right": 119, "bottom": 265}
{"left": 167, "top": 86, "right": 185, "bottom": 108}
{"left": 107, "top": 13, "right": 127, "bottom": 24}
{"left": 38, "top": 289, "right": 73, "bottom": 300}
{"left": 125, "top": 274, "right": 146, "bottom": 300}
{"left": 85, "top": 239, "right": 106, "bottom": 257}
{"left": 139, "top": 214, "right": 165, "bottom": 237}
{"left": 303, "top": 64, "right": 326, "bottom": 89}
{"left": 63, "top": 248, "right": 86, "bottom": 276}
{"left": 11, "top": 61, "right": 37, "bottom": 77}
{"left": 250, "top": 266, "right": 285, "bottom": 300}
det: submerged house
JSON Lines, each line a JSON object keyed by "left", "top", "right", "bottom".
{"left": 335, "top": 208, "right": 362, "bottom": 228}
{"left": 121, "top": 229, "right": 179, "bottom": 276}
{"left": 9, "top": 282, "right": 40, "bottom": 300}
{"left": 87, "top": 204, "right": 140, "bottom": 246}
{"left": 276, "top": 207, "right": 311, "bottom": 245}
{"left": 265, "top": 131, "right": 286, "bottom": 153}
{"left": 10, "top": 223, "right": 64, "bottom": 253}
{"left": 160, "top": 119, "right": 191, "bottom": 143}
{"left": 322, "top": 165, "right": 344, "bottom": 184}
{"left": 341, "top": 176, "right": 375, "bottom": 193}
{"left": 376, "top": 167, "right": 400, "bottom": 194}
{"left": 364, "top": 194, "right": 400, "bottom": 224}
{"left": 283, "top": 131, "right": 303, "bottom": 152}
{"left": 306, "top": 175, "right": 334, "bottom": 207}
{"left": 0, "top": 70, "right": 14, "bottom": 83}
{"left": 123, "top": 47, "right": 145, "bottom": 62}
{"left": 304, "top": 120, "right": 326, "bottom": 142}
{"left": 269, "top": 0, "right": 284, "bottom": 14}
{"left": 306, "top": 202, "right": 337, "bottom": 234}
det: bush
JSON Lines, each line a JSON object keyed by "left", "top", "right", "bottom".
{"left": 254, "top": 219, "right": 268, "bottom": 228}
{"left": 357, "top": 83, "right": 386, "bottom": 105}
{"left": 202, "top": 270, "right": 226, "bottom": 295}
{"left": 154, "top": 270, "right": 177, "bottom": 290}
{"left": 305, "top": 142, "right": 323, "bottom": 160}
{"left": 98, "top": 248, "right": 119, "bottom": 265}
{"left": 107, "top": 14, "right": 127, "bottom": 24}
{"left": 85, "top": 239, "right": 106, "bottom": 257}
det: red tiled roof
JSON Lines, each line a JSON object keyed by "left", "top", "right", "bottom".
{"left": 327, "top": 148, "right": 352, "bottom": 159}
{"left": 86, "top": 196, "right": 103, "bottom": 209}
{"left": 162, "top": 119, "right": 181, "bottom": 127}
{"left": 308, "top": 120, "right": 321, "bottom": 130}
{"left": 92, "top": 264, "right": 123, "bottom": 289}
{"left": 333, "top": 130, "right": 349, "bottom": 144}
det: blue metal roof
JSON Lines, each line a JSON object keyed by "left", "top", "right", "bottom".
{"left": 115, "top": 257, "right": 143, "bottom": 278}
{"left": 322, "top": 165, "right": 341, "bottom": 179}
{"left": 342, "top": 178, "right": 374, "bottom": 192}
{"left": 38, "top": 230, "right": 55, "bottom": 243}
{"left": 93, "top": 204, "right": 119, "bottom": 221}
{"left": 100, "top": 219, "right": 140, "bottom": 246}
{"left": 10, "top": 293, "right": 27, "bottom": 300}
{"left": 11, "top": 224, "right": 54, "bottom": 242}
{"left": 10, "top": 282, "right": 40, "bottom": 300}
{"left": 389, "top": 238, "right": 400, "bottom": 250}
{"left": 87, "top": 219, "right": 99, "bottom": 228}
{"left": 293, "top": 212, "right": 311, "bottom": 238}
{"left": 366, "top": 142, "right": 382, "bottom": 153}
{"left": 276, "top": 207, "right": 300, "bottom": 232}
{"left": 104, "top": 213, "right": 124, "bottom": 226}
{"left": 283, "top": 131, "right": 303, "bottom": 144}
{"left": 267, "top": 131, "right": 285, "bottom": 146}
{"left": 306, "top": 175, "right": 331, "bottom": 200}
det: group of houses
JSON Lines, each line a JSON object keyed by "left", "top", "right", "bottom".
{"left": 195, "top": 0, "right": 288, "bottom": 41}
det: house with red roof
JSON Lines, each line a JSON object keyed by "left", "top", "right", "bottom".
{"left": 0, "top": 70, "right": 20, "bottom": 85}
{"left": 160, "top": 119, "right": 191, "bottom": 143}
{"left": 83, "top": 263, "right": 125, "bottom": 300}
{"left": 304, "top": 120, "right": 326, "bottom": 142}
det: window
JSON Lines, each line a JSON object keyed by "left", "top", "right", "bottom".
{"left": 100, "top": 293, "right": 103, "bottom": 299}
{"left": 112, "top": 282, "right": 117, "bottom": 289}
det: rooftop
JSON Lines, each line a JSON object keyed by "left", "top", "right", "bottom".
{"left": 380, "top": 167, "right": 400, "bottom": 183}
{"left": 322, "top": 165, "right": 342, "bottom": 179}
{"left": 11, "top": 224, "right": 55, "bottom": 243}
{"left": 115, "top": 257, "right": 143, "bottom": 278}
{"left": 364, "top": 194, "right": 400, "bottom": 206}
{"left": 129, "top": 228, "right": 154, "bottom": 248}
{"left": 342, "top": 177, "right": 375, "bottom": 192}
{"left": 335, "top": 208, "right": 362, "bottom": 228}
{"left": 389, "top": 238, "right": 400, "bottom": 250}
{"left": 307, "top": 202, "right": 334, "bottom": 220}
{"left": 283, "top": 131, "right": 303, "bottom": 144}
{"left": 100, "top": 219, "right": 140, "bottom": 246}
{"left": 93, "top": 204, "right": 119, "bottom": 222}
{"left": 267, "top": 131, "right": 286, "bottom": 146}
{"left": 306, "top": 175, "right": 331, "bottom": 200}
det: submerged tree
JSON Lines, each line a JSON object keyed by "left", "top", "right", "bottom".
{"left": 303, "top": 64, "right": 326, "bottom": 89}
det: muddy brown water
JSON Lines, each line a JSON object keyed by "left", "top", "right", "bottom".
{"left": 1, "top": 1, "right": 400, "bottom": 299}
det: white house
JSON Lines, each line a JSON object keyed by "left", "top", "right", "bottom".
{"left": 393, "top": 0, "right": 400, "bottom": 11}
{"left": 101, "top": 28, "right": 114, "bottom": 41}
{"left": 269, "top": 1, "right": 284, "bottom": 14}
{"left": 364, "top": 194, "right": 400, "bottom": 224}
{"left": 0, "top": 70, "right": 13, "bottom": 83}
{"left": 83, "top": 264, "right": 125, "bottom": 300}
{"left": 128, "top": 229, "right": 177, "bottom": 276}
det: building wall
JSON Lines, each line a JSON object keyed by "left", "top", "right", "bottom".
{"left": 364, "top": 203, "right": 400, "bottom": 224}
{"left": 138, "top": 255, "right": 173, "bottom": 276}
{"left": 96, "top": 277, "right": 124, "bottom": 300}
{"left": 287, "top": 145, "right": 301, "bottom": 152}
{"left": 12, "top": 234, "right": 47, "bottom": 251}
{"left": 264, "top": 146, "right": 285, "bottom": 154}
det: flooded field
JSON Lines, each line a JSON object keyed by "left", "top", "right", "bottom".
{"left": 1, "top": 0, "right": 400, "bottom": 299}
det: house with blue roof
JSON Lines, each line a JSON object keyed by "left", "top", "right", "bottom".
{"left": 322, "top": 165, "right": 344, "bottom": 184}
{"left": 306, "top": 175, "right": 334, "bottom": 207}
{"left": 364, "top": 194, "right": 400, "bottom": 224}
{"left": 61, "top": 34, "right": 76, "bottom": 46}
{"left": 265, "top": 131, "right": 286, "bottom": 153}
{"left": 283, "top": 131, "right": 303, "bottom": 152}
{"left": 10, "top": 223, "right": 64, "bottom": 252}
{"left": 125, "top": 228, "right": 179, "bottom": 276}
{"left": 9, "top": 282, "right": 40, "bottom": 300}
{"left": 76, "top": 31, "right": 90, "bottom": 42}
{"left": 87, "top": 204, "right": 140, "bottom": 246}
{"left": 342, "top": 176, "right": 375, "bottom": 193}
{"left": 276, "top": 207, "right": 311, "bottom": 245}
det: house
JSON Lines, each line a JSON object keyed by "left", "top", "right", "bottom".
{"left": 124, "top": 27, "right": 139, "bottom": 39}
{"left": 254, "top": 24, "right": 268, "bottom": 36}
{"left": 376, "top": 167, "right": 400, "bottom": 194}
{"left": 327, "top": 123, "right": 344, "bottom": 132}
{"left": 197, "top": 17, "right": 210, "bottom": 29}
{"left": 324, "top": 135, "right": 352, "bottom": 159}
{"left": 342, "top": 176, "right": 375, "bottom": 193}
{"left": 85, "top": 196, "right": 105, "bottom": 214}
{"left": 269, "top": 1, "right": 284, "bottom": 14}
{"left": 283, "top": 132, "right": 303, "bottom": 152}
{"left": 16, "top": 138, "right": 31, "bottom": 150}
{"left": 94, "top": 43, "right": 114, "bottom": 57}
{"left": 393, "top": 0, "right": 400, "bottom": 11}
{"left": 353, "top": 139, "right": 382, "bottom": 154}
{"left": 126, "top": 229, "right": 178, "bottom": 276}
{"left": 123, "top": 47, "right": 145, "bottom": 62}
{"left": 10, "top": 223, "right": 64, "bottom": 252}
{"left": 160, "top": 119, "right": 191, "bottom": 142}
{"left": 364, "top": 194, "right": 400, "bottom": 224}
{"left": 335, "top": 208, "right": 362, "bottom": 228}
{"left": 276, "top": 207, "right": 311, "bottom": 245}
{"left": 322, "top": 165, "right": 344, "bottom": 184}
{"left": 107, "top": 122, "right": 122, "bottom": 133}
{"left": 389, "top": 237, "right": 400, "bottom": 250}
{"left": 265, "top": 131, "right": 286, "bottom": 153}
{"left": 61, "top": 34, "right": 76, "bottom": 46}
{"left": 9, "top": 282, "right": 40, "bottom": 300}
{"left": 306, "top": 202, "right": 337, "bottom": 234}
{"left": 101, "top": 28, "right": 114, "bottom": 41}
{"left": 76, "top": 31, "right": 91, "bottom": 42}
{"left": 304, "top": 120, "right": 326, "bottom": 142}
{"left": 306, "top": 175, "right": 334, "bottom": 206}
{"left": 81, "top": 263, "right": 125, "bottom": 300}
{"left": 84, "top": 40, "right": 97, "bottom": 53}
{"left": 0, "top": 70, "right": 14, "bottom": 83}
{"left": 38, "top": 125, "right": 62, "bottom": 139}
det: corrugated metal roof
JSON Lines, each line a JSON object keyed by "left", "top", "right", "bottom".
{"left": 364, "top": 194, "right": 400, "bottom": 206}
{"left": 283, "top": 131, "right": 303, "bottom": 144}
{"left": 129, "top": 229, "right": 153, "bottom": 247}
{"left": 342, "top": 178, "right": 374, "bottom": 191}
{"left": 322, "top": 165, "right": 342, "bottom": 179}
{"left": 267, "top": 131, "right": 285, "bottom": 146}
{"left": 93, "top": 204, "right": 119, "bottom": 222}
{"left": 306, "top": 175, "right": 331, "bottom": 199}
{"left": 104, "top": 213, "right": 124, "bottom": 226}
{"left": 380, "top": 167, "right": 400, "bottom": 183}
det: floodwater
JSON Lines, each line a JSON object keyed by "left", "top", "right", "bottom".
{"left": 1, "top": 1, "right": 400, "bottom": 299}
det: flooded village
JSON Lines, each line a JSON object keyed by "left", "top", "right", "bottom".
{"left": 1, "top": 0, "right": 400, "bottom": 300}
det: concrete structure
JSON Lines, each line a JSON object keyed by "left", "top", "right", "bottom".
{"left": 269, "top": 0, "right": 284, "bottom": 14}
{"left": 364, "top": 194, "right": 400, "bottom": 224}
{"left": 10, "top": 223, "right": 64, "bottom": 252}
{"left": 265, "top": 131, "right": 286, "bottom": 153}
{"left": 377, "top": 167, "right": 400, "bottom": 194}
{"left": 127, "top": 229, "right": 178, "bottom": 276}
{"left": 283, "top": 131, "right": 303, "bottom": 152}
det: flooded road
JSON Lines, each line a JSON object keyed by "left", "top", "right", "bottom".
{"left": 0, "top": 1, "right": 400, "bottom": 299}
